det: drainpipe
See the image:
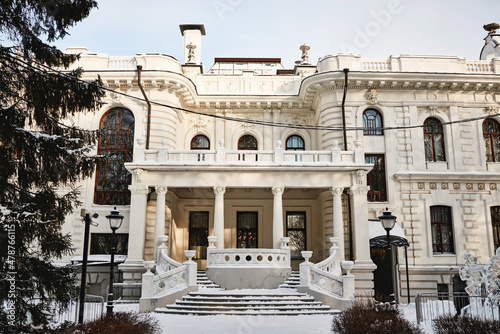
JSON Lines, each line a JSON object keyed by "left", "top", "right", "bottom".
{"left": 341, "top": 68, "right": 349, "bottom": 151}
{"left": 137, "top": 65, "right": 152, "bottom": 149}
{"left": 341, "top": 68, "right": 354, "bottom": 260}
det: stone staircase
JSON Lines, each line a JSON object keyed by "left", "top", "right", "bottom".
{"left": 155, "top": 290, "right": 339, "bottom": 315}
{"left": 278, "top": 271, "right": 300, "bottom": 289}
{"left": 155, "top": 271, "right": 339, "bottom": 316}
{"left": 196, "top": 271, "right": 221, "bottom": 289}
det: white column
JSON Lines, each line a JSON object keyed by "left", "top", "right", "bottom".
{"left": 125, "top": 184, "right": 149, "bottom": 264}
{"left": 213, "top": 186, "right": 226, "bottom": 249}
{"left": 272, "top": 186, "right": 285, "bottom": 249}
{"left": 349, "top": 186, "right": 372, "bottom": 262}
{"left": 331, "top": 187, "right": 345, "bottom": 260}
{"left": 153, "top": 186, "right": 167, "bottom": 260}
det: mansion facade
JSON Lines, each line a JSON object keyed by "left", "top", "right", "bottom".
{"left": 62, "top": 24, "right": 500, "bottom": 302}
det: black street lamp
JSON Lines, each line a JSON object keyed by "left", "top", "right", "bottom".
{"left": 379, "top": 207, "right": 397, "bottom": 303}
{"left": 106, "top": 207, "right": 124, "bottom": 315}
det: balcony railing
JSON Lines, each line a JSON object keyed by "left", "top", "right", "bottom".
{"left": 134, "top": 140, "right": 366, "bottom": 166}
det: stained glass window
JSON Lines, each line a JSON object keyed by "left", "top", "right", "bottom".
{"left": 94, "top": 108, "right": 134, "bottom": 205}
{"left": 363, "top": 109, "right": 383, "bottom": 135}
{"left": 286, "top": 212, "right": 306, "bottom": 259}
{"left": 430, "top": 206, "right": 454, "bottom": 254}
{"left": 483, "top": 118, "right": 500, "bottom": 162}
{"left": 424, "top": 117, "right": 446, "bottom": 162}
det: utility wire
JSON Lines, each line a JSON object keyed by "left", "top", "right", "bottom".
{"left": 3, "top": 49, "right": 500, "bottom": 132}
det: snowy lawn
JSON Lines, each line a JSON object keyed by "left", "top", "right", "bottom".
{"left": 114, "top": 303, "right": 430, "bottom": 334}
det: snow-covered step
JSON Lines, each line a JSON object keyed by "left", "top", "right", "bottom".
{"left": 155, "top": 289, "right": 340, "bottom": 316}
{"left": 278, "top": 271, "right": 301, "bottom": 289}
{"left": 196, "top": 271, "right": 221, "bottom": 289}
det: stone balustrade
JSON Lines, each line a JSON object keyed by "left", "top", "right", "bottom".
{"left": 140, "top": 236, "right": 197, "bottom": 310}
{"left": 134, "top": 140, "right": 362, "bottom": 166}
{"left": 207, "top": 248, "right": 290, "bottom": 268}
{"left": 299, "top": 238, "right": 355, "bottom": 300}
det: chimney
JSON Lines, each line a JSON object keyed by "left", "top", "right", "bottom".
{"left": 179, "top": 24, "right": 206, "bottom": 65}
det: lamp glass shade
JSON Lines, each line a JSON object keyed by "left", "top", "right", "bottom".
{"left": 106, "top": 208, "right": 124, "bottom": 230}
{"left": 379, "top": 208, "right": 396, "bottom": 231}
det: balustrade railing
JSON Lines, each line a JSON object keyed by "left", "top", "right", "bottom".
{"left": 133, "top": 140, "right": 364, "bottom": 166}
{"left": 300, "top": 237, "right": 354, "bottom": 299}
{"left": 141, "top": 236, "right": 197, "bottom": 299}
{"left": 207, "top": 248, "right": 290, "bottom": 268}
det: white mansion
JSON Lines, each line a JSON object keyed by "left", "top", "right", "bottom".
{"left": 62, "top": 24, "right": 500, "bottom": 307}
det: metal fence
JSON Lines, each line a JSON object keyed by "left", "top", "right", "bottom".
{"left": 415, "top": 292, "right": 500, "bottom": 324}
{"left": 48, "top": 294, "right": 104, "bottom": 324}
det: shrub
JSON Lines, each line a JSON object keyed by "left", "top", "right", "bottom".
{"left": 331, "top": 299, "right": 423, "bottom": 334}
{"left": 55, "top": 312, "right": 161, "bottom": 334}
{"left": 433, "top": 314, "right": 500, "bottom": 334}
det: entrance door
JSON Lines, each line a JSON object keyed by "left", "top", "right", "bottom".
{"left": 189, "top": 211, "right": 209, "bottom": 259}
{"left": 371, "top": 246, "right": 397, "bottom": 302}
{"left": 237, "top": 212, "right": 258, "bottom": 248}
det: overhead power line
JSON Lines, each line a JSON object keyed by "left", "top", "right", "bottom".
{"left": 2, "top": 49, "right": 500, "bottom": 132}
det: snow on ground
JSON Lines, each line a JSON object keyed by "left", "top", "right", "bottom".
{"left": 114, "top": 303, "right": 431, "bottom": 334}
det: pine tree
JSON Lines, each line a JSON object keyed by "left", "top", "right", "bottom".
{"left": 0, "top": 1, "right": 102, "bottom": 332}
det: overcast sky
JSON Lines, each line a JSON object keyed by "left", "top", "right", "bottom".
{"left": 54, "top": 0, "right": 500, "bottom": 69}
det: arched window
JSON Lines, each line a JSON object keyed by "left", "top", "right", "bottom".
{"left": 286, "top": 135, "right": 305, "bottom": 151}
{"left": 483, "top": 118, "right": 500, "bottom": 162}
{"left": 94, "top": 108, "right": 134, "bottom": 205}
{"left": 191, "top": 135, "right": 210, "bottom": 150}
{"left": 430, "top": 206, "right": 454, "bottom": 254}
{"left": 424, "top": 117, "right": 446, "bottom": 162}
{"left": 238, "top": 135, "right": 257, "bottom": 150}
{"left": 363, "top": 109, "right": 383, "bottom": 135}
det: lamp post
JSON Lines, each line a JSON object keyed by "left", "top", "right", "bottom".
{"left": 78, "top": 211, "right": 98, "bottom": 324}
{"left": 106, "top": 207, "right": 124, "bottom": 316}
{"left": 379, "top": 207, "right": 396, "bottom": 303}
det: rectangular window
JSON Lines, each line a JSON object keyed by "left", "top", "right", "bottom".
{"left": 490, "top": 206, "right": 500, "bottom": 250}
{"left": 365, "top": 154, "right": 387, "bottom": 202}
{"left": 90, "top": 233, "right": 129, "bottom": 255}
{"left": 431, "top": 206, "right": 454, "bottom": 254}
{"left": 286, "top": 212, "right": 307, "bottom": 259}
{"left": 237, "top": 212, "right": 258, "bottom": 248}
{"left": 189, "top": 211, "right": 209, "bottom": 259}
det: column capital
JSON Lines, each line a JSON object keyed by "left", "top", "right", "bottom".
{"left": 129, "top": 184, "right": 149, "bottom": 195}
{"left": 331, "top": 187, "right": 344, "bottom": 196}
{"left": 213, "top": 186, "right": 226, "bottom": 195}
{"left": 272, "top": 186, "right": 285, "bottom": 196}
{"left": 349, "top": 186, "right": 370, "bottom": 196}
{"left": 155, "top": 186, "right": 168, "bottom": 195}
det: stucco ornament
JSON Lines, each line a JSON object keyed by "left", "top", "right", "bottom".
{"left": 459, "top": 252, "right": 487, "bottom": 296}
{"left": 366, "top": 89, "right": 378, "bottom": 105}
{"left": 485, "top": 106, "right": 499, "bottom": 115}
{"left": 299, "top": 43, "right": 310, "bottom": 64}
{"left": 356, "top": 170, "right": 366, "bottom": 184}
{"left": 133, "top": 168, "right": 144, "bottom": 183}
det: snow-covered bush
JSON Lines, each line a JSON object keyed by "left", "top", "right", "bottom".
{"left": 433, "top": 314, "right": 500, "bottom": 334}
